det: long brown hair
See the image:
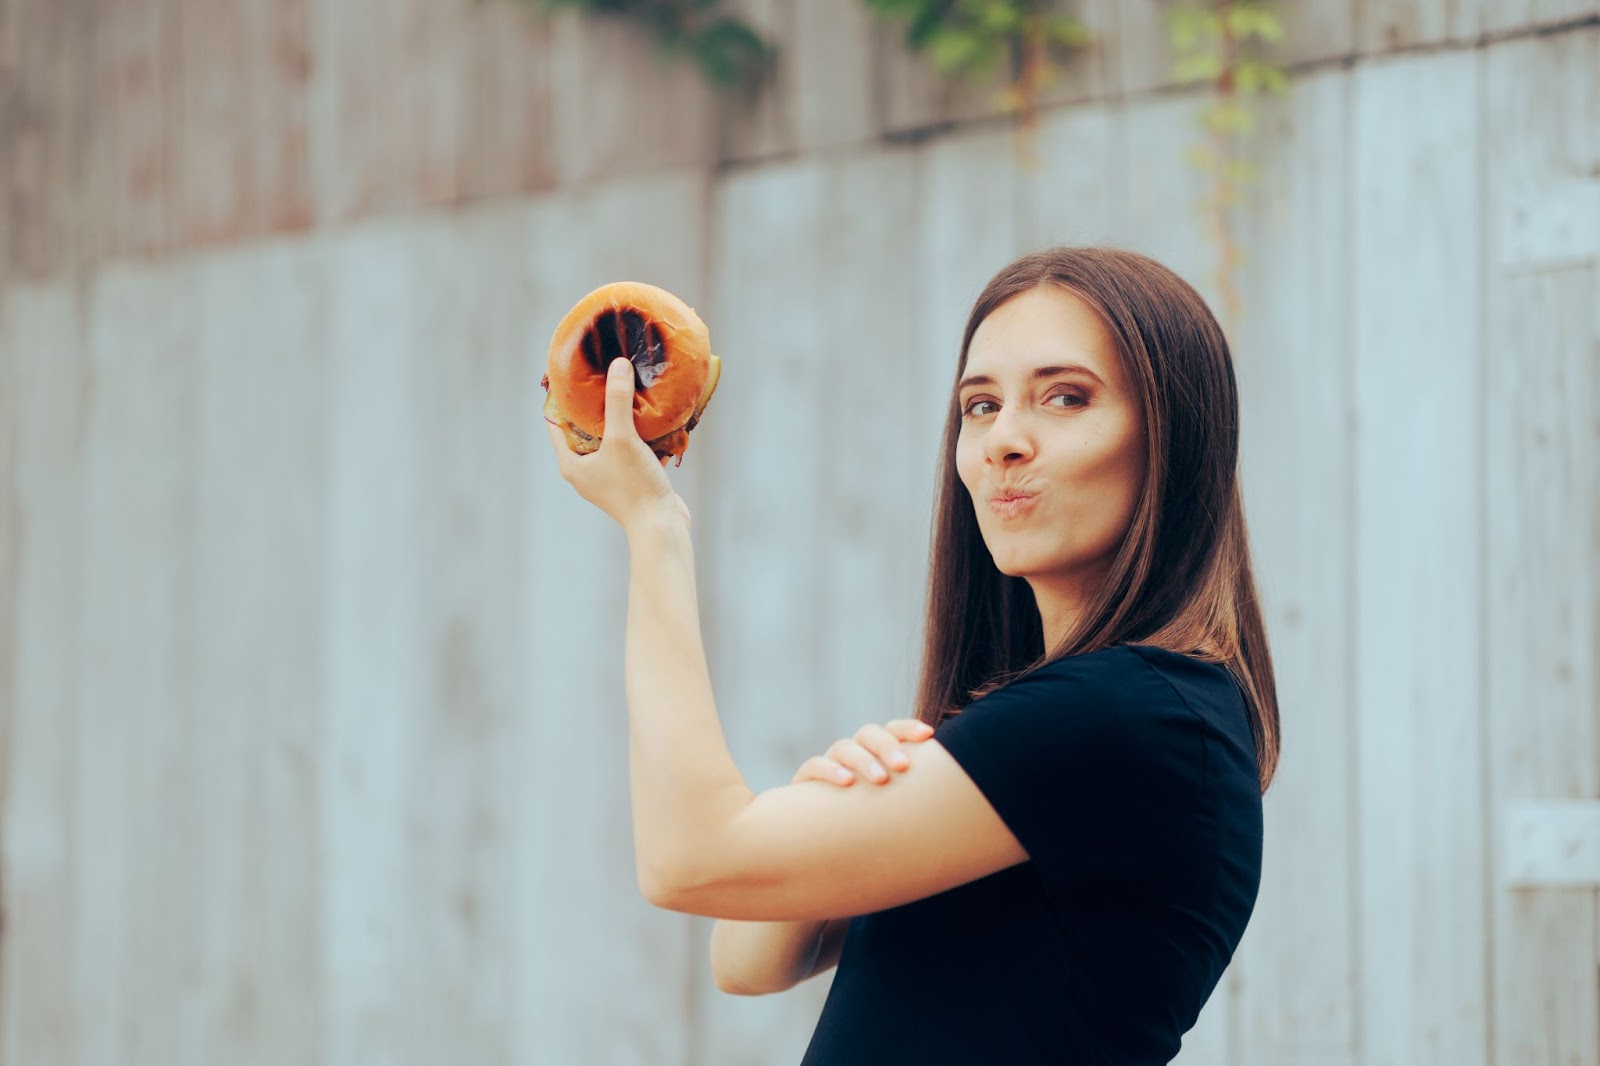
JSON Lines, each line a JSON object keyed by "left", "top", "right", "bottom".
{"left": 913, "top": 246, "right": 1281, "bottom": 793}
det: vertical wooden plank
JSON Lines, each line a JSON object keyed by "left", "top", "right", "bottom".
{"left": 172, "top": 0, "right": 313, "bottom": 246}
{"left": 789, "top": 0, "right": 876, "bottom": 153}
{"left": 1353, "top": 49, "right": 1485, "bottom": 1066}
{"left": 321, "top": 212, "right": 535, "bottom": 1063}
{"left": 813, "top": 152, "right": 926, "bottom": 748}
{"left": 1484, "top": 27, "right": 1600, "bottom": 1066}
{"left": 1123, "top": 90, "right": 1226, "bottom": 324}
{"left": 1229, "top": 68, "right": 1360, "bottom": 1066}
{"left": 319, "top": 222, "right": 432, "bottom": 1065}
{"left": 1483, "top": 0, "right": 1600, "bottom": 36}
{"left": 518, "top": 172, "right": 709, "bottom": 1064}
{"left": 1019, "top": 102, "right": 1129, "bottom": 247}
{"left": 94, "top": 0, "right": 178, "bottom": 260}
{"left": 309, "top": 0, "right": 473, "bottom": 224}
{"left": 78, "top": 261, "right": 201, "bottom": 1066}
{"left": 463, "top": 0, "right": 558, "bottom": 200}
{"left": 4, "top": 0, "right": 96, "bottom": 279}
{"left": 695, "top": 159, "right": 834, "bottom": 1066}
{"left": 544, "top": 9, "right": 718, "bottom": 187}
{"left": 716, "top": 0, "right": 792, "bottom": 164}
{"left": 186, "top": 243, "right": 327, "bottom": 1064}
{"left": 0, "top": 284, "right": 91, "bottom": 1066}
{"left": 1484, "top": 265, "right": 1600, "bottom": 1066}
{"left": 1356, "top": 0, "right": 1480, "bottom": 52}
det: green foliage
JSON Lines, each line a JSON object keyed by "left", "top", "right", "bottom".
{"left": 1165, "top": 1, "right": 1287, "bottom": 324}
{"left": 861, "top": 0, "right": 1088, "bottom": 82}
{"left": 512, "top": 0, "right": 775, "bottom": 95}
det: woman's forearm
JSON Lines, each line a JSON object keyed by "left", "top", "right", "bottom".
{"left": 623, "top": 511, "right": 753, "bottom": 899}
{"left": 710, "top": 918, "right": 830, "bottom": 996}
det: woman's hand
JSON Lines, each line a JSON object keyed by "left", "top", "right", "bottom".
{"left": 791, "top": 720, "right": 936, "bottom": 787}
{"left": 544, "top": 356, "right": 691, "bottom": 533}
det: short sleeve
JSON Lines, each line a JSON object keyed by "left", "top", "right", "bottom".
{"left": 931, "top": 647, "right": 1208, "bottom": 890}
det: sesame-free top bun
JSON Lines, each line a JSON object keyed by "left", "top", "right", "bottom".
{"left": 540, "top": 281, "right": 721, "bottom": 466}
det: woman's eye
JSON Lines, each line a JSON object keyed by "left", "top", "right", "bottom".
{"left": 961, "top": 393, "right": 1085, "bottom": 418}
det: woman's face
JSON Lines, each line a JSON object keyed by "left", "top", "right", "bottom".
{"left": 955, "top": 286, "right": 1147, "bottom": 591}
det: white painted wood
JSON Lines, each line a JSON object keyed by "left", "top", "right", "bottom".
{"left": 0, "top": 283, "right": 90, "bottom": 1066}
{"left": 78, "top": 261, "right": 202, "bottom": 1066}
{"left": 1020, "top": 103, "right": 1130, "bottom": 248}
{"left": 1356, "top": 0, "right": 1480, "bottom": 52}
{"left": 1227, "top": 68, "right": 1359, "bottom": 1066}
{"left": 1484, "top": 30, "right": 1600, "bottom": 1064}
{"left": 790, "top": 0, "right": 877, "bottom": 153}
{"left": 1482, "top": 0, "right": 1600, "bottom": 36}
{"left": 1485, "top": 29, "right": 1600, "bottom": 273}
{"left": 519, "top": 171, "right": 710, "bottom": 1065}
{"left": 185, "top": 241, "right": 326, "bottom": 1064}
{"left": 696, "top": 158, "right": 837, "bottom": 1066}
{"left": 1353, "top": 49, "right": 1487, "bottom": 1066}
{"left": 1504, "top": 803, "right": 1600, "bottom": 887}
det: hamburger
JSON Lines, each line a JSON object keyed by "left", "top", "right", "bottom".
{"left": 541, "top": 281, "right": 722, "bottom": 467}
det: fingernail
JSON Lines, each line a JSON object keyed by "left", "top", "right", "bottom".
{"left": 867, "top": 762, "right": 887, "bottom": 780}
{"left": 834, "top": 767, "right": 853, "bottom": 783}
{"left": 888, "top": 752, "right": 908, "bottom": 770}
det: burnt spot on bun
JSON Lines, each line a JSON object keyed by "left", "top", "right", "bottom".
{"left": 581, "top": 308, "right": 669, "bottom": 390}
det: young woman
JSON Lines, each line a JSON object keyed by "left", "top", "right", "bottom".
{"left": 545, "top": 245, "right": 1280, "bottom": 1065}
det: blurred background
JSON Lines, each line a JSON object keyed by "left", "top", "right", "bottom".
{"left": 1, "top": 0, "right": 1597, "bottom": 1063}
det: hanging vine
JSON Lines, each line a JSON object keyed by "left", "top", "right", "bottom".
{"left": 506, "top": 0, "right": 776, "bottom": 95}
{"left": 1166, "top": 0, "right": 1287, "bottom": 326}
{"left": 861, "top": 0, "right": 1090, "bottom": 169}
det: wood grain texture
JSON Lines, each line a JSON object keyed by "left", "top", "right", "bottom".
{"left": 0, "top": 283, "right": 90, "bottom": 1066}
{"left": 172, "top": 0, "right": 313, "bottom": 246}
{"left": 1228, "top": 68, "right": 1359, "bottom": 1066}
{"left": 520, "top": 172, "right": 710, "bottom": 1064}
{"left": 1356, "top": 0, "right": 1480, "bottom": 51}
{"left": 92, "top": 0, "right": 178, "bottom": 261}
{"left": 695, "top": 160, "right": 839, "bottom": 1065}
{"left": 544, "top": 9, "right": 718, "bottom": 188}
{"left": 1353, "top": 49, "right": 1487, "bottom": 1066}
{"left": 1483, "top": 31, "right": 1600, "bottom": 1066}
{"left": 3, "top": 0, "right": 97, "bottom": 279}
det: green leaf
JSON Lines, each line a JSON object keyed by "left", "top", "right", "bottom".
{"left": 1171, "top": 51, "right": 1223, "bottom": 83}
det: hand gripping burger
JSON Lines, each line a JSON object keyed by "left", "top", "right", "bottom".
{"left": 541, "top": 281, "right": 722, "bottom": 467}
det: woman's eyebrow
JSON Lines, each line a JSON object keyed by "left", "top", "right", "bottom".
{"left": 958, "top": 363, "right": 1105, "bottom": 392}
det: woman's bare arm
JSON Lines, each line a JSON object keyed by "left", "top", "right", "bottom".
{"left": 710, "top": 916, "right": 850, "bottom": 995}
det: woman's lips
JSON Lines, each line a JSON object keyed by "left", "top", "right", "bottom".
{"left": 989, "top": 492, "right": 1040, "bottom": 519}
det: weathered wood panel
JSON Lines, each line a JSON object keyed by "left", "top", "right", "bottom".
{"left": 172, "top": 0, "right": 312, "bottom": 246}
{"left": 78, "top": 263, "right": 202, "bottom": 1065}
{"left": 1482, "top": 0, "right": 1600, "bottom": 36}
{"left": 3, "top": 0, "right": 96, "bottom": 279}
{"left": 1484, "top": 28, "right": 1600, "bottom": 1066}
{"left": 1019, "top": 102, "right": 1129, "bottom": 246}
{"left": 1352, "top": 49, "right": 1486, "bottom": 1066}
{"left": 0, "top": 284, "right": 90, "bottom": 1066}
{"left": 92, "top": 0, "right": 178, "bottom": 261}
{"left": 543, "top": 9, "right": 718, "bottom": 187}
{"left": 185, "top": 243, "right": 325, "bottom": 1064}
{"left": 696, "top": 159, "right": 839, "bottom": 1066}
{"left": 520, "top": 171, "right": 710, "bottom": 1064}
{"left": 1229, "top": 68, "right": 1359, "bottom": 1066}
{"left": 463, "top": 1, "right": 558, "bottom": 200}
{"left": 1356, "top": 0, "right": 1479, "bottom": 51}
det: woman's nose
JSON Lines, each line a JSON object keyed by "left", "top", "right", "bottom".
{"left": 982, "top": 405, "right": 1035, "bottom": 464}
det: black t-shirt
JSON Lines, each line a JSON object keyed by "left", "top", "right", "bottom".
{"left": 799, "top": 643, "right": 1263, "bottom": 1066}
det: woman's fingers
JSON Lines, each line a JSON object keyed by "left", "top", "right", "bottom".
{"left": 792, "top": 720, "right": 938, "bottom": 789}
{"left": 793, "top": 755, "right": 856, "bottom": 786}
